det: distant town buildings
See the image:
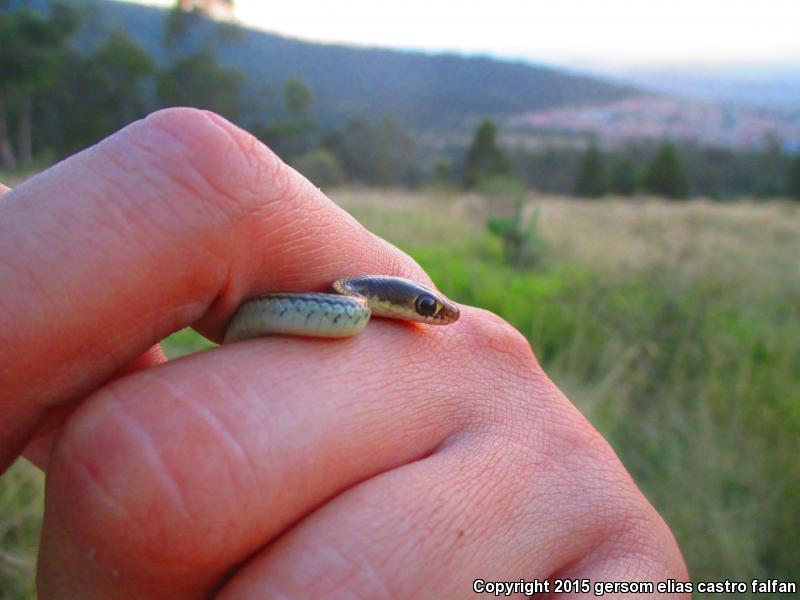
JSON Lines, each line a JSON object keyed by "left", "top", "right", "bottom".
{"left": 517, "top": 96, "right": 800, "bottom": 152}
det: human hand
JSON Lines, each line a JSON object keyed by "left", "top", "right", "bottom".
{"left": 0, "top": 108, "right": 688, "bottom": 598}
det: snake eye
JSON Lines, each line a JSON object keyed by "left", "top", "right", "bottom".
{"left": 415, "top": 294, "right": 438, "bottom": 317}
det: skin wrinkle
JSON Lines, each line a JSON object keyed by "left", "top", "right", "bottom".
{"left": 89, "top": 143, "right": 214, "bottom": 272}
{"left": 0, "top": 193, "right": 88, "bottom": 342}
{"left": 72, "top": 192, "right": 174, "bottom": 312}
{"left": 106, "top": 162, "right": 231, "bottom": 265}
{"left": 98, "top": 292, "right": 203, "bottom": 373}
{"left": 553, "top": 508, "right": 672, "bottom": 589}
{"left": 147, "top": 372, "right": 263, "bottom": 500}
{"left": 469, "top": 314, "right": 540, "bottom": 374}
{"left": 106, "top": 399, "right": 195, "bottom": 528}
{"left": 434, "top": 436, "right": 552, "bottom": 565}
{"left": 56, "top": 433, "right": 133, "bottom": 524}
{"left": 321, "top": 543, "right": 394, "bottom": 600}
{"left": 222, "top": 352, "right": 296, "bottom": 430}
{"left": 403, "top": 460, "right": 483, "bottom": 562}
{"left": 470, "top": 367, "right": 536, "bottom": 437}
{"left": 251, "top": 195, "right": 389, "bottom": 293}
{"left": 71, "top": 407, "right": 222, "bottom": 573}
{"left": 414, "top": 310, "right": 546, "bottom": 430}
{"left": 545, "top": 476, "right": 632, "bottom": 563}
{"left": 504, "top": 463, "right": 596, "bottom": 569}
{"left": 425, "top": 427, "right": 618, "bottom": 580}
{"left": 245, "top": 163, "right": 304, "bottom": 226}
{"left": 216, "top": 418, "right": 462, "bottom": 596}
{"left": 234, "top": 438, "right": 564, "bottom": 597}
{"left": 56, "top": 389, "right": 243, "bottom": 576}
{"left": 91, "top": 140, "right": 168, "bottom": 230}
{"left": 138, "top": 114, "right": 259, "bottom": 222}
{"left": 341, "top": 340, "right": 471, "bottom": 443}
{"left": 255, "top": 202, "right": 427, "bottom": 293}
{"left": 146, "top": 110, "right": 296, "bottom": 226}
{"left": 306, "top": 527, "right": 396, "bottom": 598}
{"left": 0, "top": 249, "right": 50, "bottom": 352}
{"left": 610, "top": 507, "right": 683, "bottom": 575}
{"left": 390, "top": 460, "right": 483, "bottom": 543}
{"left": 251, "top": 212, "right": 325, "bottom": 280}
{"left": 201, "top": 111, "right": 289, "bottom": 202}
{"left": 40, "top": 453, "right": 205, "bottom": 595}
{"left": 336, "top": 367, "right": 458, "bottom": 461}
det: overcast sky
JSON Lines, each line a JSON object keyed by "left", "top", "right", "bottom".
{"left": 130, "top": 0, "right": 800, "bottom": 70}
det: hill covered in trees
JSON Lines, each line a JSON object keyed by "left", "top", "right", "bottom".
{"left": 9, "top": 0, "right": 638, "bottom": 129}
{"left": 2, "top": 0, "right": 798, "bottom": 199}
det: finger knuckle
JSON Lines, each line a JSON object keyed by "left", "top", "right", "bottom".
{"left": 443, "top": 308, "right": 549, "bottom": 431}
{"left": 120, "top": 107, "right": 295, "bottom": 222}
{"left": 463, "top": 308, "right": 536, "bottom": 365}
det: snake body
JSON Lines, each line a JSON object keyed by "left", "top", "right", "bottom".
{"left": 224, "top": 275, "right": 459, "bottom": 343}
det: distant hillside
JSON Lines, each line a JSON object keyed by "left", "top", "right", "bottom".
{"left": 27, "top": 0, "right": 639, "bottom": 129}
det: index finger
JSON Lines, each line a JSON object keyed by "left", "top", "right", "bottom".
{"left": 0, "top": 108, "right": 428, "bottom": 471}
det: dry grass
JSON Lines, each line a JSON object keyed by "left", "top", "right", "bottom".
{"left": 338, "top": 187, "right": 800, "bottom": 273}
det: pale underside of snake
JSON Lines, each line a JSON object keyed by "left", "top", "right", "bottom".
{"left": 223, "top": 275, "right": 460, "bottom": 343}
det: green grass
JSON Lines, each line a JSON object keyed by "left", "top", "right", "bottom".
{"left": 0, "top": 463, "right": 43, "bottom": 600}
{"left": 1, "top": 187, "right": 798, "bottom": 597}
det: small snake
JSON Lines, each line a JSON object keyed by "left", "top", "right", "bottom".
{"left": 224, "top": 275, "right": 460, "bottom": 343}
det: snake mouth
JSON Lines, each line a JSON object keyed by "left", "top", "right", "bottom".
{"left": 435, "top": 302, "right": 460, "bottom": 324}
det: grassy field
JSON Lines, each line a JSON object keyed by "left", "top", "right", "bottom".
{"left": 1, "top": 183, "right": 798, "bottom": 598}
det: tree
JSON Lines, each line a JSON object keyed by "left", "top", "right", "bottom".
{"left": 164, "top": 6, "right": 201, "bottom": 47}
{"left": 88, "top": 30, "right": 155, "bottom": 125}
{"left": 284, "top": 78, "right": 312, "bottom": 121}
{"left": 253, "top": 77, "right": 318, "bottom": 161}
{"left": 462, "top": 119, "right": 511, "bottom": 188}
{"left": 177, "top": 0, "right": 234, "bottom": 14}
{"left": 787, "top": 154, "right": 800, "bottom": 200}
{"left": 290, "top": 148, "right": 345, "bottom": 188}
{"left": 609, "top": 157, "right": 638, "bottom": 196}
{"left": 38, "top": 31, "right": 154, "bottom": 156}
{"left": 165, "top": 0, "right": 236, "bottom": 47}
{"left": 643, "top": 142, "right": 689, "bottom": 199}
{"left": 157, "top": 49, "right": 244, "bottom": 119}
{"left": 574, "top": 142, "right": 606, "bottom": 197}
{"left": 333, "top": 118, "right": 376, "bottom": 182}
{"left": 323, "top": 117, "right": 417, "bottom": 185}
{"left": 0, "top": 12, "right": 19, "bottom": 167}
{"left": 434, "top": 158, "right": 451, "bottom": 185}
{"left": 374, "top": 117, "right": 415, "bottom": 184}
{"left": 0, "top": 3, "right": 81, "bottom": 165}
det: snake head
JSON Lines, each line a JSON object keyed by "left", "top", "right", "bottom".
{"left": 334, "top": 275, "right": 460, "bottom": 325}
